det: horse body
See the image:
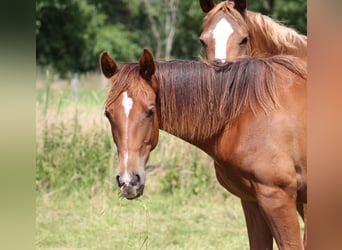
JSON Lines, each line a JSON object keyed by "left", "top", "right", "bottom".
{"left": 204, "top": 103, "right": 306, "bottom": 202}
{"left": 197, "top": 1, "right": 307, "bottom": 248}
{"left": 197, "top": 64, "right": 307, "bottom": 249}
{"left": 199, "top": 0, "right": 307, "bottom": 61}
{"left": 101, "top": 49, "right": 307, "bottom": 249}
{"left": 156, "top": 61, "right": 307, "bottom": 205}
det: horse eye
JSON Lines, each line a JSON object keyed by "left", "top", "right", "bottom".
{"left": 239, "top": 36, "right": 248, "bottom": 46}
{"left": 147, "top": 108, "right": 154, "bottom": 118}
{"left": 200, "top": 38, "right": 207, "bottom": 48}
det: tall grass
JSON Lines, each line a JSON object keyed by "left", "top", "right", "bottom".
{"left": 36, "top": 114, "right": 113, "bottom": 194}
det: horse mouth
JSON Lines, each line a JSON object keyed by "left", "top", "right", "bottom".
{"left": 121, "top": 184, "right": 145, "bottom": 200}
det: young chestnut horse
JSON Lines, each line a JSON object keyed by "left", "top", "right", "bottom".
{"left": 199, "top": 0, "right": 307, "bottom": 62}
{"left": 101, "top": 49, "right": 307, "bottom": 249}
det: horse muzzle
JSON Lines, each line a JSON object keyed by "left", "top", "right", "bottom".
{"left": 116, "top": 174, "right": 145, "bottom": 199}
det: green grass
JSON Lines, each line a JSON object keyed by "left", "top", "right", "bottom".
{"left": 36, "top": 189, "right": 248, "bottom": 250}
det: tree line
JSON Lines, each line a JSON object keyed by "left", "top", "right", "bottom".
{"left": 36, "top": 0, "right": 306, "bottom": 77}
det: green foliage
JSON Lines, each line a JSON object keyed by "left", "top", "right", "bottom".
{"left": 273, "top": 0, "right": 307, "bottom": 34}
{"left": 93, "top": 24, "right": 142, "bottom": 62}
{"left": 248, "top": 0, "right": 307, "bottom": 35}
{"left": 36, "top": 113, "right": 113, "bottom": 193}
{"left": 160, "top": 159, "right": 181, "bottom": 194}
{"left": 36, "top": 0, "right": 100, "bottom": 76}
{"left": 160, "top": 158, "right": 213, "bottom": 195}
{"left": 173, "top": 1, "right": 204, "bottom": 59}
{"left": 190, "top": 161, "right": 211, "bottom": 195}
{"left": 36, "top": 0, "right": 307, "bottom": 76}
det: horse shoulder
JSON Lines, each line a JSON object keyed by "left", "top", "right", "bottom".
{"left": 214, "top": 107, "right": 304, "bottom": 191}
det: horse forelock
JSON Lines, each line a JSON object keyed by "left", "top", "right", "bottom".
{"left": 105, "top": 63, "right": 152, "bottom": 109}
{"left": 203, "top": 1, "right": 246, "bottom": 29}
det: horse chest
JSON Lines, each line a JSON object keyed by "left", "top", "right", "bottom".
{"left": 213, "top": 159, "right": 256, "bottom": 201}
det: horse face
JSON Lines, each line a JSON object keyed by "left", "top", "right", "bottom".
{"left": 105, "top": 87, "right": 158, "bottom": 199}
{"left": 200, "top": 1, "right": 249, "bottom": 62}
{"left": 101, "top": 49, "right": 159, "bottom": 199}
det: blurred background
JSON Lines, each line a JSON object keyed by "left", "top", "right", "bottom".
{"left": 36, "top": 0, "right": 306, "bottom": 249}
{"left": 36, "top": 0, "right": 306, "bottom": 77}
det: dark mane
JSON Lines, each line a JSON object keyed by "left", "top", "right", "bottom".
{"left": 156, "top": 56, "right": 306, "bottom": 141}
{"left": 105, "top": 56, "right": 306, "bottom": 142}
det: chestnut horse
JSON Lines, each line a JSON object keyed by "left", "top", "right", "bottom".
{"left": 101, "top": 49, "right": 307, "bottom": 249}
{"left": 199, "top": 0, "right": 307, "bottom": 62}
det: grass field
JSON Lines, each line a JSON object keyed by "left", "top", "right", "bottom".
{"left": 36, "top": 189, "right": 248, "bottom": 250}
{"left": 36, "top": 74, "right": 301, "bottom": 249}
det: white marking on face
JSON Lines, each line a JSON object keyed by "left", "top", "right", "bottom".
{"left": 121, "top": 91, "right": 134, "bottom": 182}
{"left": 213, "top": 18, "right": 234, "bottom": 61}
{"left": 122, "top": 91, "right": 133, "bottom": 118}
{"left": 122, "top": 153, "right": 131, "bottom": 184}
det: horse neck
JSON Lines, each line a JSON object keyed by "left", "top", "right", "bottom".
{"left": 154, "top": 57, "right": 286, "bottom": 148}
{"left": 154, "top": 61, "right": 227, "bottom": 146}
{"left": 246, "top": 11, "right": 307, "bottom": 59}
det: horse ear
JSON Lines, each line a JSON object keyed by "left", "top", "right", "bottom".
{"left": 234, "top": 0, "right": 247, "bottom": 17}
{"left": 100, "top": 52, "right": 118, "bottom": 79}
{"left": 139, "top": 48, "right": 156, "bottom": 81}
{"left": 199, "top": 0, "right": 216, "bottom": 13}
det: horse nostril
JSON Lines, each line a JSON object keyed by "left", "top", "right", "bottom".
{"left": 130, "top": 174, "right": 141, "bottom": 186}
{"left": 116, "top": 175, "right": 123, "bottom": 188}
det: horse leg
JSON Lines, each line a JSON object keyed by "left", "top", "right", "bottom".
{"left": 241, "top": 199, "right": 273, "bottom": 250}
{"left": 255, "top": 184, "right": 303, "bottom": 250}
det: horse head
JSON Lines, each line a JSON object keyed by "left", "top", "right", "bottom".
{"left": 199, "top": 0, "right": 249, "bottom": 62}
{"left": 101, "top": 49, "right": 159, "bottom": 199}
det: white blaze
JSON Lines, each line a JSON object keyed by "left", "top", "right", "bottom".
{"left": 121, "top": 91, "right": 133, "bottom": 182}
{"left": 122, "top": 152, "right": 130, "bottom": 184}
{"left": 122, "top": 91, "right": 133, "bottom": 118}
{"left": 212, "top": 18, "right": 234, "bottom": 61}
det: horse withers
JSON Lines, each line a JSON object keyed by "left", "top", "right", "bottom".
{"left": 101, "top": 49, "right": 307, "bottom": 249}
